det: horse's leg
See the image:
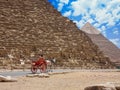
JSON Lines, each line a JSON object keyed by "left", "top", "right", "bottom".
{"left": 47, "top": 65, "right": 50, "bottom": 72}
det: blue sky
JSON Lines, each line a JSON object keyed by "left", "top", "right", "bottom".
{"left": 48, "top": 0, "right": 120, "bottom": 48}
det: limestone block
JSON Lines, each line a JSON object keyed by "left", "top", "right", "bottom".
{"left": 84, "top": 83, "right": 120, "bottom": 90}
{"left": 26, "top": 74, "right": 38, "bottom": 77}
{"left": 26, "top": 73, "right": 50, "bottom": 78}
{"left": 0, "top": 75, "right": 17, "bottom": 82}
{"left": 38, "top": 73, "right": 50, "bottom": 78}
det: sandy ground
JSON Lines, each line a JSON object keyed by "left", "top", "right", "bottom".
{"left": 0, "top": 71, "right": 120, "bottom": 90}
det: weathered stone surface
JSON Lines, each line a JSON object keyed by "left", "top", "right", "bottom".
{"left": 84, "top": 83, "right": 120, "bottom": 90}
{"left": 116, "top": 87, "right": 120, "bottom": 90}
{"left": 0, "top": 75, "right": 17, "bottom": 82}
{"left": 84, "top": 85, "right": 107, "bottom": 90}
{"left": 0, "top": 0, "right": 115, "bottom": 68}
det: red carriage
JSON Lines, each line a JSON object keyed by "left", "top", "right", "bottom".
{"left": 31, "top": 55, "right": 47, "bottom": 74}
{"left": 31, "top": 61, "right": 47, "bottom": 74}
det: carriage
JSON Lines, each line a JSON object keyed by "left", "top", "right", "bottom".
{"left": 31, "top": 59, "right": 55, "bottom": 74}
{"left": 31, "top": 60, "right": 47, "bottom": 74}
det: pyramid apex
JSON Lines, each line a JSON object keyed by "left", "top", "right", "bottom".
{"left": 86, "top": 22, "right": 91, "bottom": 24}
{"left": 81, "top": 22, "right": 101, "bottom": 34}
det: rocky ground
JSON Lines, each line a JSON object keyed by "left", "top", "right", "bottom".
{"left": 0, "top": 70, "right": 120, "bottom": 90}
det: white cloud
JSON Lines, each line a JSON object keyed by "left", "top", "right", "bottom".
{"left": 59, "top": 0, "right": 69, "bottom": 4}
{"left": 100, "top": 26, "right": 107, "bottom": 36}
{"left": 101, "top": 26, "right": 106, "bottom": 31}
{"left": 69, "top": 0, "right": 120, "bottom": 28}
{"left": 57, "top": 0, "right": 120, "bottom": 26}
{"left": 73, "top": 20, "right": 86, "bottom": 28}
{"left": 71, "top": 0, "right": 92, "bottom": 16}
{"left": 94, "top": 23, "right": 100, "bottom": 28}
{"left": 87, "top": 19, "right": 94, "bottom": 24}
{"left": 58, "top": 3, "right": 64, "bottom": 11}
{"left": 57, "top": 0, "right": 120, "bottom": 28}
{"left": 113, "top": 30, "right": 119, "bottom": 35}
{"left": 72, "top": 14, "right": 95, "bottom": 28}
{"left": 57, "top": 0, "right": 69, "bottom": 11}
{"left": 63, "top": 11, "right": 72, "bottom": 17}
{"left": 113, "top": 28, "right": 119, "bottom": 35}
{"left": 56, "top": 0, "right": 120, "bottom": 48}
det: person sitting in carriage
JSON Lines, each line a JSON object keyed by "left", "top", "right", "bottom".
{"left": 35, "top": 54, "right": 47, "bottom": 66}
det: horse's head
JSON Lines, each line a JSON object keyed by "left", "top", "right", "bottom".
{"left": 46, "top": 60, "right": 52, "bottom": 65}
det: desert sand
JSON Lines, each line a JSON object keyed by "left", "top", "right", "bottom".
{"left": 0, "top": 71, "right": 120, "bottom": 90}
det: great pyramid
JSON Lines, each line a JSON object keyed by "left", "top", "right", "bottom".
{"left": 0, "top": 0, "right": 115, "bottom": 68}
{"left": 81, "top": 22, "right": 120, "bottom": 66}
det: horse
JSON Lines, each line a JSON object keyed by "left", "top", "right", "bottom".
{"left": 46, "top": 58, "right": 56, "bottom": 72}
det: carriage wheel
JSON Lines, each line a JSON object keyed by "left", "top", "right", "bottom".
{"left": 40, "top": 64, "right": 47, "bottom": 73}
{"left": 31, "top": 66, "right": 38, "bottom": 74}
